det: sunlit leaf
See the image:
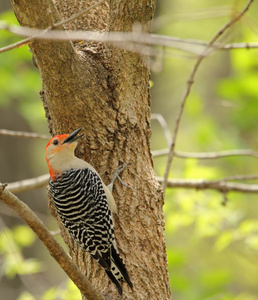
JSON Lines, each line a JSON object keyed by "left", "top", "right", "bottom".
{"left": 17, "top": 291, "right": 36, "bottom": 300}
{"left": 215, "top": 230, "right": 234, "bottom": 252}
{"left": 62, "top": 280, "right": 81, "bottom": 300}
{"left": 13, "top": 225, "right": 36, "bottom": 248}
{"left": 42, "top": 287, "right": 58, "bottom": 300}
{"left": 245, "top": 235, "right": 258, "bottom": 250}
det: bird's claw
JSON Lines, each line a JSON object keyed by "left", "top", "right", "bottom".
{"left": 108, "top": 163, "right": 132, "bottom": 193}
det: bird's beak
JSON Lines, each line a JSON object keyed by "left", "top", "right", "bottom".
{"left": 62, "top": 128, "right": 84, "bottom": 144}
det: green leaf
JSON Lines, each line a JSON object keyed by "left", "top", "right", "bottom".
{"left": 215, "top": 231, "right": 234, "bottom": 252}
{"left": 13, "top": 225, "right": 36, "bottom": 247}
{"left": 167, "top": 248, "right": 186, "bottom": 267}
{"left": 42, "top": 287, "right": 58, "bottom": 300}
{"left": 239, "top": 220, "right": 258, "bottom": 235}
{"left": 17, "top": 291, "right": 36, "bottom": 300}
{"left": 62, "top": 280, "right": 81, "bottom": 300}
{"left": 199, "top": 269, "right": 232, "bottom": 289}
{"left": 245, "top": 236, "right": 258, "bottom": 250}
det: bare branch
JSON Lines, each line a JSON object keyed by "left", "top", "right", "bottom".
{"left": 0, "top": 23, "right": 204, "bottom": 55}
{"left": 0, "top": 37, "right": 32, "bottom": 54}
{"left": 7, "top": 174, "right": 49, "bottom": 194}
{"left": 151, "top": 114, "right": 171, "bottom": 147}
{"left": 0, "top": 184, "right": 105, "bottom": 300}
{"left": 153, "top": 6, "right": 233, "bottom": 31}
{"left": 0, "top": 129, "right": 49, "bottom": 139}
{"left": 152, "top": 148, "right": 258, "bottom": 159}
{"left": 7, "top": 170, "right": 258, "bottom": 199}
{"left": 0, "top": 1, "right": 258, "bottom": 57}
{"left": 222, "top": 174, "right": 258, "bottom": 182}
{"left": 221, "top": 42, "right": 258, "bottom": 50}
{"left": 162, "top": 0, "right": 255, "bottom": 191}
{"left": 150, "top": 113, "right": 258, "bottom": 160}
{"left": 157, "top": 177, "right": 258, "bottom": 194}
{"left": 1, "top": 20, "right": 258, "bottom": 57}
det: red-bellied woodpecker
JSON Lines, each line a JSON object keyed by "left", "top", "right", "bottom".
{"left": 45, "top": 128, "right": 132, "bottom": 295}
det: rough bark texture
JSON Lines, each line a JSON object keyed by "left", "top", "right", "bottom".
{"left": 10, "top": 0, "right": 171, "bottom": 299}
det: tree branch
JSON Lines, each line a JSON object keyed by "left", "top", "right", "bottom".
{"left": 7, "top": 174, "right": 49, "bottom": 194}
{"left": 151, "top": 114, "right": 171, "bottom": 147}
{"left": 0, "top": 184, "right": 105, "bottom": 300}
{"left": 162, "top": 0, "right": 255, "bottom": 191}
{"left": 157, "top": 177, "right": 258, "bottom": 194}
{"left": 152, "top": 148, "right": 258, "bottom": 159}
{"left": 0, "top": 24, "right": 202, "bottom": 50}
{"left": 2, "top": 20, "right": 258, "bottom": 57}
{"left": 6, "top": 171, "right": 258, "bottom": 197}
{"left": 0, "top": 129, "right": 49, "bottom": 139}
{"left": 150, "top": 114, "right": 258, "bottom": 159}
{"left": 0, "top": 37, "right": 32, "bottom": 54}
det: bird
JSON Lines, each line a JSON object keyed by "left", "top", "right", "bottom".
{"left": 45, "top": 127, "right": 132, "bottom": 295}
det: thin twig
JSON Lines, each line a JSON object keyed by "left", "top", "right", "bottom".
{"left": 0, "top": 184, "right": 105, "bottom": 300}
{"left": 0, "top": 32, "right": 199, "bottom": 56}
{"left": 157, "top": 177, "right": 258, "bottom": 194}
{"left": 222, "top": 174, "right": 258, "bottom": 182}
{"left": 0, "top": 129, "right": 49, "bottom": 139}
{"left": 0, "top": 37, "right": 32, "bottom": 54}
{"left": 1, "top": 21, "right": 258, "bottom": 56}
{"left": 150, "top": 114, "right": 258, "bottom": 160}
{"left": 151, "top": 114, "right": 171, "bottom": 147}
{"left": 50, "top": 229, "right": 61, "bottom": 236}
{"left": 152, "top": 148, "right": 258, "bottom": 159}
{"left": 7, "top": 171, "right": 258, "bottom": 197}
{"left": 219, "top": 42, "right": 258, "bottom": 50}
{"left": 162, "top": 0, "right": 254, "bottom": 191}
{"left": 153, "top": 6, "right": 232, "bottom": 31}
{"left": 0, "top": 24, "right": 204, "bottom": 51}
{"left": 7, "top": 174, "right": 49, "bottom": 194}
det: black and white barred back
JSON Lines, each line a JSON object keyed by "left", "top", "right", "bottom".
{"left": 49, "top": 168, "right": 132, "bottom": 294}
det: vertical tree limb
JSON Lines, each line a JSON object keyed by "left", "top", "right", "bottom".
{"left": 10, "top": 0, "right": 170, "bottom": 299}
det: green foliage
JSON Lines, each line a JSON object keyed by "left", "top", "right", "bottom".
{"left": 0, "top": 226, "right": 41, "bottom": 278}
{"left": 12, "top": 225, "right": 36, "bottom": 247}
{"left": 217, "top": 46, "right": 258, "bottom": 133}
{"left": 152, "top": 1, "right": 258, "bottom": 299}
{"left": 41, "top": 280, "right": 81, "bottom": 300}
{"left": 18, "top": 291, "right": 36, "bottom": 300}
{"left": 1, "top": 0, "right": 258, "bottom": 299}
{"left": 0, "top": 10, "right": 44, "bottom": 127}
{"left": 17, "top": 280, "right": 81, "bottom": 300}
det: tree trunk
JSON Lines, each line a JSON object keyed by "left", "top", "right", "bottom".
{"left": 10, "top": 0, "right": 171, "bottom": 299}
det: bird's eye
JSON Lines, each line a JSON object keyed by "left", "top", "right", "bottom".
{"left": 53, "top": 140, "right": 59, "bottom": 145}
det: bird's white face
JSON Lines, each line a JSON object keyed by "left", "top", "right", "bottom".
{"left": 45, "top": 129, "right": 83, "bottom": 180}
{"left": 45, "top": 135, "right": 77, "bottom": 161}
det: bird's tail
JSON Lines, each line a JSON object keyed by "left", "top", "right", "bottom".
{"left": 105, "top": 246, "right": 133, "bottom": 295}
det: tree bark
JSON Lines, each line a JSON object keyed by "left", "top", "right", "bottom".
{"left": 10, "top": 0, "right": 171, "bottom": 299}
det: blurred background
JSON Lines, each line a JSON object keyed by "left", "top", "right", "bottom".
{"left": 1, "top": 0, "right": 258, "bottom": 299}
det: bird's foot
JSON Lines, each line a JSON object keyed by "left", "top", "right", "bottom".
{"left": 108, "top": 163, "right": 132, "bottom": 193}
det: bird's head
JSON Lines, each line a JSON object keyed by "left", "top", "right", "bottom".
{"left": 45, "top": 128, "right": 84, "bottom": 180}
